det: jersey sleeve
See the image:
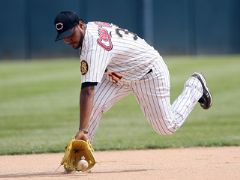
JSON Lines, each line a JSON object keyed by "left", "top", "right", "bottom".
{"left": 80, "top": 31, "right": 112, "bottom": 83}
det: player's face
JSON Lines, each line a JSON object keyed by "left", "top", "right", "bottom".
{"left": 63, "top": 23, "right": 85, "bottom": 49}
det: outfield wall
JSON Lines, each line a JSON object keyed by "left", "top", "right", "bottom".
{"left": 0, "top": 0, "right": 239, "bottom": 59}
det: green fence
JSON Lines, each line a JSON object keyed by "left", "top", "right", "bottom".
{"left": 0, "top": 0, "right": 239, "bottom": 59}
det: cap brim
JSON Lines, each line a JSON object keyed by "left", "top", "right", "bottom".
{"left": 55, "top": 28, "right": 75, "bottom": 41}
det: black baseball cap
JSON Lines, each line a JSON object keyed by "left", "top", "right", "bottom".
{"left": 54, "top": 11, "right": 80, "bottom": 41}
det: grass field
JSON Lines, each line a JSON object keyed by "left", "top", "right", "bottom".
{"left": 0, "top": 56, "right": 240, "bottom": 155}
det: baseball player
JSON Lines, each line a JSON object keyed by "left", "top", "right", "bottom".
{"left": 54, "top": 11, "right": 212, "bottom": 143}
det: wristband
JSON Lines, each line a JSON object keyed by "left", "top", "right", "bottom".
{"left": 79, "top": 129, "right": 88, "bottom": 134}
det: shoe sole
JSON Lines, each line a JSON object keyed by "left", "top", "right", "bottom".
{"left": 192, "top": 72, "right": 212, "bottom": 109}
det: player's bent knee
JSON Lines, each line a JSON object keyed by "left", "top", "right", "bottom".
{"left": 149, "top": 117, "right": 181, "bottom": 136}
{"left": 153, "top": 127, "right": 177, "bottom": 136}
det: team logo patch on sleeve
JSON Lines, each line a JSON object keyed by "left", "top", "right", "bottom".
{"left": 80, "top": 60, "right": 88, "bottom": 75}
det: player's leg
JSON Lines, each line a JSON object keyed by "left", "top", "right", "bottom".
{"left": 170, "top": 74, "right": 203, "bottom": 129}
{"left": 87, "top": 76, "right": 131, "bottom": 141}
{"left": 131, "top": 58, "right": 204, "bottom": 135}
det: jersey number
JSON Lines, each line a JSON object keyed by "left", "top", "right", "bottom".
{"left": 115, "top": 28, "right": 138, "bottom": 40}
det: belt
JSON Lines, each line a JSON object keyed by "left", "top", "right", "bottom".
{"left": 146, "top": 69, "right": 152, "bottom": 74}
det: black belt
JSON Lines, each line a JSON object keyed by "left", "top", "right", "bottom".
{"left": 146, "top": 69, "right": 152, "bottom": 74}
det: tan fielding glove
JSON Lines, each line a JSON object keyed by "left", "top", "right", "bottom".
{"left": 61, "top": 138, "right": 96, "bottom": 172}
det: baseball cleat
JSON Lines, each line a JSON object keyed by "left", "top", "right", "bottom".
{"left": 192, "top": 72, "right": 212, "bottom": 109}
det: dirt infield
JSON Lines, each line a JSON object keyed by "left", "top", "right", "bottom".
{"left": 0, "top": 147, "right": 239, "bottom": 180}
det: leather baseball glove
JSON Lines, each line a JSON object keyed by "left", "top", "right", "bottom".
{"left": 61, "top": 138, "right": 96, "bottom": 172}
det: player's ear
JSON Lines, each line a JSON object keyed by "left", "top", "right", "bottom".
{"left": 79, "top": 20, "right": 85, "bottom": 29}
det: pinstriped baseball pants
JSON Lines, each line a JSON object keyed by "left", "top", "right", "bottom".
{"left": 87, "top": 59, "right": 203, "bottom": 141}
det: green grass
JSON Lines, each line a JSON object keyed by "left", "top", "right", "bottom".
{"left": 0, "top": 56, "right": 240, "bottom": 155}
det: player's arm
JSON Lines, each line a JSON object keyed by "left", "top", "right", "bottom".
{"left": 76, "top": 22, "right": 112, "bottom": 140}
{"left": 75, "top": 82, "right": 97, "bottom": 141}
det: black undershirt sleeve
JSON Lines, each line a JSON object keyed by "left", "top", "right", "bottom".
{"left": 81, "top": 82, "right": 98, "bottom": 89}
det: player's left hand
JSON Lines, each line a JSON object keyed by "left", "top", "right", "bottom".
{"left": 75, "top": 131, "right": 88, "bottom": 141}
{"left": 61, "top": 138, "right": 96, "bottom": 172}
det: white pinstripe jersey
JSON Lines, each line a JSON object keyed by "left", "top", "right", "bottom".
{"left": 79, "top": 22, "right": 204, "bottom": 141}
{"left": 80, "top": 21, "right": 161, "bottom": 83}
